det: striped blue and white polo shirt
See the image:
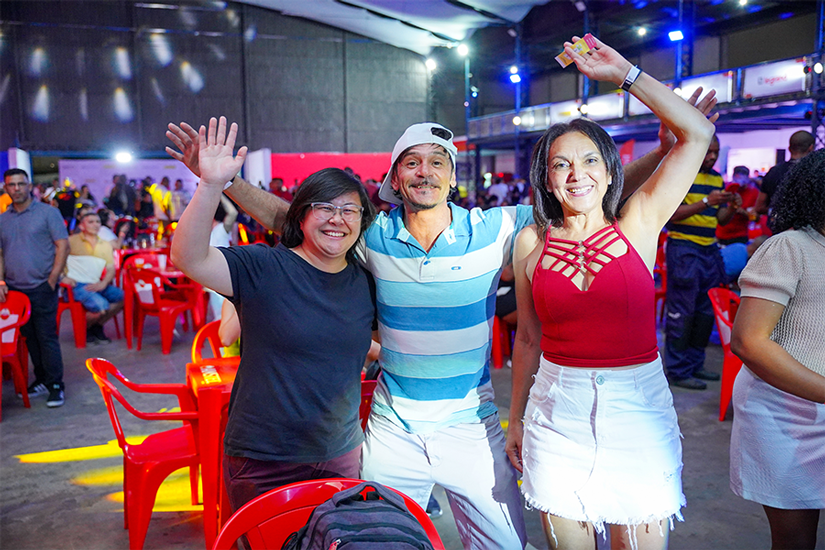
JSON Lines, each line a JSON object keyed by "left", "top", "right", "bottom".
{"left": 357, "top": 202, "right": 534, "bottom": 434}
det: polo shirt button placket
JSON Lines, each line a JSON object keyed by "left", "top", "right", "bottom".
{"left": 420, "top": 258, "right": 434, "bottom": 281}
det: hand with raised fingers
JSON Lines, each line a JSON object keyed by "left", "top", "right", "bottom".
{"left": 565, "top": 35, "right": 632, "bottom": 87}
{"left": 658, "top": 87, "right": 720, "bottom": 153}
{"left": 691, "top": 87, "right": 720, "bottom": 123}
{"left": 198, "top": 116, "right": 247, "bottom": 187}
{"left": 166, "top": 122, "right": 201, "bottom": 177}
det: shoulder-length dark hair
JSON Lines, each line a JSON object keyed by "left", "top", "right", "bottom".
{"left": 529, "top": 118, "right": 624, "bottom": 235}
{"left": 281, "top": 167, "right": 376, "bottom": 264}
{"left": 769, "top": 148, "right": 825, "bottom": 234}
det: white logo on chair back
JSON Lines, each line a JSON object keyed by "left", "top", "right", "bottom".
{"left": 0, "top": 310, "right": 20, "bottom": 344}
{"left": 134, "top": 280, "right": 156, "bottom": 304}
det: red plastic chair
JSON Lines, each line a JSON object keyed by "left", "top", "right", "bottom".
{"left": 360, "top": 379, "right": 377, "bottom": 431}
{"left": 85, "top": 358, "right": 200, "bottom": 550}
{"left": 121, "top": 253, "right": 183, "bottom": 349}
{"left": 211, "top": 478, "right": 446, "bottom": 550}
{"left": 1, "top": 291, "right": 32, "bottom": 419}
{"left": 56, "top": 282, "right": 88, "bottom": 349}
{"left": 130, "top": 268, "right": 194, "bottom": 354}
{"left": 708, "top": 287, "right": 744, "bottom": 421}
{"left": 191, "top": 320, "right": 224, "bottom": 363}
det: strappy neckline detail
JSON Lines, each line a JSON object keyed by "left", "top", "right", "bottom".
{"left": 538, "top": 224, "right": 630, "bottom": 291}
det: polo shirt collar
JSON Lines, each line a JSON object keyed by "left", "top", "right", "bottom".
{"left": 386, "top": 202, "right": 470, "bottom": 243}
{"left": 6, "top": 200, "right": 35, "bottom": 216}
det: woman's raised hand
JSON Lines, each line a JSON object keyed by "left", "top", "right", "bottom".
{"left": 565, "top": 35, "right": 633, "bottom": 87}
{"left": 198, "top": 116, "right": 247, "bottom": 187}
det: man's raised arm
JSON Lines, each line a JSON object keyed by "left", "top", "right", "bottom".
{"left": 166, "top": 121, "right": 289, "bottom": 232}
{"left": 622, "top": 87, "right": 719, "bottom": 200}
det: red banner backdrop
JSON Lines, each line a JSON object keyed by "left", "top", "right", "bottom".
{"left": 270, "top": 152, "right": 392, "bottom": 188}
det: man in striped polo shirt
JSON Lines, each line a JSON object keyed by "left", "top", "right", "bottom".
{"left": 664, "top": 134, "right": 737, "bottom": 390}
{"left": 357, "top": 123, "right": 533, "bottom": 548}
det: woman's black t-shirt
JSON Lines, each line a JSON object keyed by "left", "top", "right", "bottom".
{"left": 219, "top": 243, "right": 376, "bottom": 462}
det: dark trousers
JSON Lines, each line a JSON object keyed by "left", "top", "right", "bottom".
{"left": 222, "top": 444, "right": 362, "bottom": 514}
{"left": 11, "top": 281, "right": 64, "bottom": 388}
{"left": 664, "top": 240, "right": 724, "bottom": 381}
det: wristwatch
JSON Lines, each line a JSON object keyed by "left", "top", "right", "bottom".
{"left": 702, "top": 196, "right": 709, "bottom": 206}
{"left": 621, "top": 65, "right": 642, "bottom": 92}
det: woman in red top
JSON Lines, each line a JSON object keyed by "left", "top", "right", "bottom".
{"left": 505, "top": 36, "right": 717, "bottom": 550}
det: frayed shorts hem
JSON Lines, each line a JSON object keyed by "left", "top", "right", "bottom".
{"left": 522, "top": 490, "right": 684, "bottom": 532}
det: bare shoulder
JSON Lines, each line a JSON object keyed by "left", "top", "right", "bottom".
{"left": 515, "top": 224, "right": 542, "bottom": 261}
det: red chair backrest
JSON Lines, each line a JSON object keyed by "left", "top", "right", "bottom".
{"left": 212, "top": 478, "right": 445, "bottom": 550}
{"left": 0, "top": 291, "right": 31, "bottom": 356}
{"left": 130, "top": 268, "right": 165, "bottom": 307}
{"left": 192, "top": 320, "right": 223, "bottom": 363}
{"left": 85, "top": 357, "right": 197, "bottom": 452}
{"left": 86, "top": 358, "right": 134, "bottom": 452}
{"left": 708, "top": 287, "right": 741, "bottom": 351}
{"left": 122, "top": 252, "right": 167, "bottom": 273}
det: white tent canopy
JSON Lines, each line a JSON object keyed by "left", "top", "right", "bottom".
{"left": 239, "top": 0, "right": 545, "bottom": 55}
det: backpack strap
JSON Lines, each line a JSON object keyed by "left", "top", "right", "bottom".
{"left": 331, "top": 481, "right": 409, "bottom": 513}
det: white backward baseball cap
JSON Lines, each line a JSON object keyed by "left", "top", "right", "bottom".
{"left": 378, "top": 122, "right": 458, "bottom": 205}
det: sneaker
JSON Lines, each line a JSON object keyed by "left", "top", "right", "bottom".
{"left": 426, "top": 494, "right": 443, "bottom": 518}
{"left": 86, "top": 329, "right": 99, "bottom": 345}
{"left": 670, "top": 377, "right": 707, "bottom": 391}
{"left": 46, "top": 384, "right": 65, "bottom": 408}
{"left": 18, "top": 382, "right": 48, "bottom": 399}
{"left": 693, "top": 369, "right": 721, "bottom": 381}
{"left": 92, "top": 324, "right": 111, "bottom": 344}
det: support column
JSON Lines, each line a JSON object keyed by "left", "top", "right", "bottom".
{"left": 812, "top": 0, "right": 825, "bottom": 148}
{"left": 674, "top": 0, "right": 694, "bottom": 86}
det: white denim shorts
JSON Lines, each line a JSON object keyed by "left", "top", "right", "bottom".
{"left": 521, "top": 355, "right": 685, "bottom": 533}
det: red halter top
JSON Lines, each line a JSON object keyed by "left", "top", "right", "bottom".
{"left": 532, "top": 224, "right": 659, "bottom": 368}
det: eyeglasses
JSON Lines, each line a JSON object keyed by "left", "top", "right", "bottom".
{"left": 310, "top": 202, "right": 363, "bottom": 223}
{"left": 3, "top": 181, "right": 29, "bottom": 189}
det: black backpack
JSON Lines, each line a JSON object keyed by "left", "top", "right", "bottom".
{"left": 281, "top": 481, "right": 435, "bottom": 550}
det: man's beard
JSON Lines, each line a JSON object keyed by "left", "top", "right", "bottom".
{"left": 401, "top": 179, "right": 443, "bottom": 210}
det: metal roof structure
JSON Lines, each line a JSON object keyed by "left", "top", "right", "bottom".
{"left": 236, "top": 0, "right": 544, "bottom": 55}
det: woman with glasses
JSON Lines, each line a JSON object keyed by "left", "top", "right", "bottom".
{"left": 171, "top": 117, "right": 377, "bottom": 513}
{"left": 506, "top": 36, "right": 716, "bottom": 550}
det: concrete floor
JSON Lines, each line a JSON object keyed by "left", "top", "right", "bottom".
{"left": 1, "top": 318, "right": 824, "bottom": 550}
